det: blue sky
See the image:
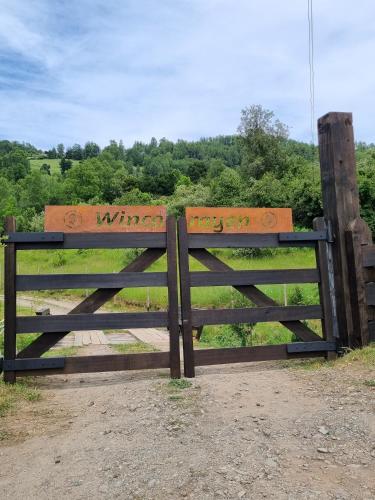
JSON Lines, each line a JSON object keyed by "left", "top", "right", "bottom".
{"left": 0, "top": 0, "right": 375, "bottom": 149}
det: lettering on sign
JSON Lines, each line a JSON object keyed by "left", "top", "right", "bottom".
{"left": 186, "top": 207, "right": 293, "bottom": 233}
{"left": 45, "top": 206, "right": 167, "bottom": 233}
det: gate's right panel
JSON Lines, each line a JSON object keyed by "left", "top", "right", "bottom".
{"left": 178, "top": 208, "right": 338, "bottom": 378}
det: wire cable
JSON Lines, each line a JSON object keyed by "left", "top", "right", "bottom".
{"left": 307, "top": 0, "right": 316, "bottom": 144}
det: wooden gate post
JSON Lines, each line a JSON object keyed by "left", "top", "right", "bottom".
{"left": 318, "top": 112, "right": 365, "bottom": 348}
{"left": 4, "top": 216, "right": 17, "bottom": 383}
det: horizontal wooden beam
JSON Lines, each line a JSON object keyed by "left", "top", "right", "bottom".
{"left": 14, "top": 232, "right": 167, "bottom": 250}
{"left": 191, "top": 305, "right": 322, "bottom": 326}
{"left": 16, "top": 272, "right": 168, "bottom": 291}
{"left": 194, "top": 343, "right": 326, "bottom": 366}
{"left": 3, "top": 357, "right": 65, "bottom": 371}
{"left": 362, "top": 246, "right": 375, "bottom": 267}
{"left": 5, "top": 232, "right": 64, "bottom": 243}
{"left": 16, "top": 311, "right": 168, "bottom": 333}
{"left": 15, "top": 352, "right": 170, "bottom": 376}
{"left": 368, "top": 321, "right": 375, "bottom": 342}
{"left": 187, "top": 232, "right": 325, "bottom": 249}
{"left": 366, "top": 283, "right": 375, "bottom": 306}
{"left": 278, "top": 231, "right": 327, "bottom": 242}
{"left": 190, "top": 268, "right": 319, "bottom": 287}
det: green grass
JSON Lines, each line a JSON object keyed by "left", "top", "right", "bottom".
{"left": 0, "top": 379, "right": 41, "bottom": 419}
{"left": 168, "top": 378, "right": 192, "bottom": 390}
{"left": 30, "top": 158, "right": 79, "bottom": 174}
{"left": 110, "top": 342, "right": 158, "bottom": 353}
{"left": 0, "top": 247, "right": 319, "bottom": 311}
{"left": 282, "top": 344, "right": 375, "bottom": 371}
{"left": 364, "top": 379, "right": 375, "bottom": 387}
{"left": 43, "top": 347, "right": 78, "bottom": 357}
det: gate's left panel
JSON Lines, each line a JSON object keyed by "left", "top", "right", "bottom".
{"left": 1, "top": 206, "right": 181, "bottom": 381}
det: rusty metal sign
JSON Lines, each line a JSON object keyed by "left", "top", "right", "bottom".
{"left": 45, "top": 205, "right": 167, "bottom": 232}
{"left": 186, "top": 207, "right": 293, "bottom": 233}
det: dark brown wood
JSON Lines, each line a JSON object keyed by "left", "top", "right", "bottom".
{"left": 17, "top": 248, "right": 165, "bottom": 358}
{"left": 178, "top": 217, "right": 195, "bottom": 377}
{"left": 318, "top": 112, "right": 361, "bottom": 347}
{"left": 166, "top": 216, "right": 181, "bottom": 378}
{"left": 368, "top": 321, "right": 375, "bottom": 343}
{"left": 17, "top": 311, "right": 168, "bottom": 334}
{"left": 314, "top": 217, "right": 338, "bottom": 360}
{"left": 278, "top": 231, "right": 327, "bottom": 242}
{"left": 16, "top": 272, "right": 168, "bottom": 291}
{"left": 190, "top": 268, "right": 319, "bottom": 287}
{"left": 345, "top": 218, "right": 372, "bottom": 347}
{"left": 194, "top": 344, "right": 326, "bottom": 366}
{"left": 17, "top": 352, "right": 170, "bottom": 376}
{"left": 191, "top": 305, "right": 322, "bottom": 326}
{"left": 15, "top": 232, "right": 167, "bottom": 250}
{"left": 366, "top": 283, "right": 375, "bottom": 306}
{"left": 3, "top": 216, "right": 17, "bottom": 383}
{"left": 6, "top": 232, "right": 64, "bottom": 243}
{"left": 188, "top": 233, "right": 319, "bottom": 249}
{"left": 189, "top": 249, "right": 321, "bottom": 342}
{"left": 362, "top": 246, "right": 375, "bottom": 268}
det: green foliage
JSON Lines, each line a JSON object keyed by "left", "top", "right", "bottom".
{"left": 168, "top": 378, "right": 193, "bottom": 390}
{"left": 2, "top": 105, "right": 375, "bottom": 235}
{"left": 289, "top": 286, "right": 305, "bottom": 306}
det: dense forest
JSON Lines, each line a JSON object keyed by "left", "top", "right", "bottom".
{"left": 1, "top": 105, "right": 375, "bottom": 232}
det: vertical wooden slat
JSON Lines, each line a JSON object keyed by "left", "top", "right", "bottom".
{"left": 345, "top": 218, "right": 372, "bottom": 347}
{"left": 166, "top": 216, "right": 181, "bottom": 378}
{"left": 177, "top": 217, "right": 195, "bottom": 378}
{"left": 314, "top": 217, "right": 338, "bottom": 359}
{"left": 4, "top": 216, "right": 17, "bottom": 383}
{"left": 318, "top": 112, "right": 361, "bottom": 347}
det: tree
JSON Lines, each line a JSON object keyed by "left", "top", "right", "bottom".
{"left": 0, "top": 148, "right": 30, "bottom": 181}
{"left": 209, "top": 168, "right": 243, "bottom": 207}
{"left": 168, "top": 183, "right": 210, "bottom": 216}
{"left": 66, "top": 144, "right": 83, "bottom": 160}
{"left": 64, "top": 160, "right": 102, "bottom": 203}
{"left": 60, "top": 157, "right": 73, "bottom": 174}
{"left": 40, "top": 163, "right": 51, "bottom": 175}
{"left": 238, "top": 105, "right": 290, "bottom": 179}
{"left": 84, "top": 141, "right": 101, "bottom": 159}
{"left": 114, "top": 188, "right": 153, "bottom": 205}
{"left": 57, "top": 143, "right": 65, "bottom": 159}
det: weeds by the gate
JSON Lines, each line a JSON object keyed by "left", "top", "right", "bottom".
{"left": 111, "top": 342, "right": 158, "bottom": 353}
{"left": 0, "top": 379, "right": 41, "bottom": 419}
{"left": 282, "top": 344, "right": 375, "bottom": 371}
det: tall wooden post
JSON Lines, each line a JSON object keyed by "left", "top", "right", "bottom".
{"left": 318, "top": 112, "right": 361, "bottom": 348}
{"left": 4, "top": 216, "right": 17, "bottom": 383}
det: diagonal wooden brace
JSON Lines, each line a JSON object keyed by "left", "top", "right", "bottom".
{"left": 189, "top": 249, "right": 321, "bottom": 342}
{"left": 17, "top": 248, "right": 165, "bottom": 359}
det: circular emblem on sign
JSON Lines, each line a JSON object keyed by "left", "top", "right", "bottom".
{"left": 64, "top": 210, "right": 83, "bottom": 229}
{"left": 261, "top": 211, "right": 277, "bottom": 229}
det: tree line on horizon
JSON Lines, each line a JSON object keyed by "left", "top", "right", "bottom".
{"left": 1, "top": 105, "right": 375, "bottom": 233}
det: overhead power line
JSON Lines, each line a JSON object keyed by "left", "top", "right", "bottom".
{"left": 307, "top": 0, "right": 316, "bottom": 144}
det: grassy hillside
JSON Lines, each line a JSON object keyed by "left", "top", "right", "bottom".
{"left": 30, "top": 158, "right": 79, "bottom": 174}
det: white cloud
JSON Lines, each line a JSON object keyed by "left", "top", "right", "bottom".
{"left": 0, "top": 0, "right": 374, "bottom": 148}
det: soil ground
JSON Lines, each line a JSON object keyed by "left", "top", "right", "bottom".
{"left": 0, "top": 358, "right": 374, "bottom": 500}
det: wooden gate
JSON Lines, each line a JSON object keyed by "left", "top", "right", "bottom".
{"left": 178, "top": 213, "right": 338, "bottom": 378}
{"left": 2, "top": 210, "right": 180, "bottom": 382}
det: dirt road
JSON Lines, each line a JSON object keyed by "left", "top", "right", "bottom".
{"left": 1, "top": 360, "right": 374, "bottom": 499}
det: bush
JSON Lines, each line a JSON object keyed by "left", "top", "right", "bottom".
{"left": 288, "top": 286, "right": 305, "bottom": 305}
{"left": 232, "top": 247, "right": 276, "bottom": 259}
{"left": 51, "top": 251, "right": 67, "bottom": 267}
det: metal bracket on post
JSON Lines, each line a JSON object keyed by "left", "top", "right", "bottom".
{"left": 325, "top": 220, "right": 340, "bottom": 340}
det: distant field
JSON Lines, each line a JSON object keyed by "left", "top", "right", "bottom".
{"left": 30, "top": 158, "right": 79, "bottom": 174}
